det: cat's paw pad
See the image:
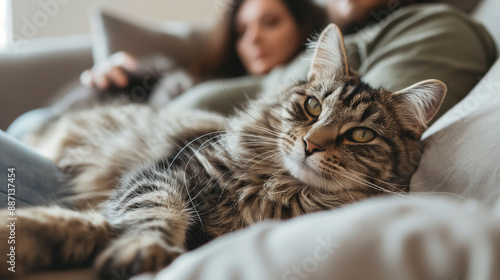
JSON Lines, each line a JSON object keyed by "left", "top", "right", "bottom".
{"left": 95, "top": 235, "right": 184, "bottom": 279}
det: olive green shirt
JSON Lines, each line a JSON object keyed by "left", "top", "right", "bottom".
{"left": 167, "top": 3, "right": 497, "bottom": 123}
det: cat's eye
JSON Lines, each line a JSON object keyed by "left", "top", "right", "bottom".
{"left": 348, "top": 128, "right": 376, "bottom": 143}
{"left": 305, "top": 97, "right": 321, "bottom": 117}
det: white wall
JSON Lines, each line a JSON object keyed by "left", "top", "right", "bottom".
{"left": 0, "top": 1, "right": 6, "bottom": 48}
{"left": 7, "top": 0, "right": 222, "bottom": 42}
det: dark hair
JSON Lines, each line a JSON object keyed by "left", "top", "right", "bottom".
{"left": 213, "top": 0, "right": 328, "bottom": 78}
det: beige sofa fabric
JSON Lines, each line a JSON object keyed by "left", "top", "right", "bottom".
{"left": 0, "top": 35, "right": 93, "bottom": 131}
{"left": 411, "top": 58, "right": 500, "bottom": 205}
{"left": 90, "top": 6, "right": 208, "bottom": 67}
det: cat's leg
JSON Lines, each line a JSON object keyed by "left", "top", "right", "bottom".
{"left": 95, "top": 170, "right": 192, "bottom": 279}
{"left": 0, "top": 206, "right": 112, "bottom": 277}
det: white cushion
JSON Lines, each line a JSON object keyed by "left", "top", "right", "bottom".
{"left": 147, "top": 196, "right": 500, "bottom": 280}
{"left": 410, "top": 59, "right": 500, "bottom": 205}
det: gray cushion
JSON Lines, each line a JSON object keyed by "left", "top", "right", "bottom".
{"left": 90, "top": 5, "right": 208, "bottom": 66}
{"left": 0, "top": 35, "right": 92, "bottom": 131}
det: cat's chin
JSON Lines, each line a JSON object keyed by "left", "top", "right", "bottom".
{"left": 283, "top": 156, "right": 346, "bottom": 192}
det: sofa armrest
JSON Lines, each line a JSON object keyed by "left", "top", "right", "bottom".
{"left": 0, "top": 35, "right": 93, "bottom": 131}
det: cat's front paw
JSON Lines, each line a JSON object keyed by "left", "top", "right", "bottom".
{"left": 0, "top": 206, "right": 111, "bottom": 278}
{"left": 95, "top": 234, "right": 184, "bottom": 279}
{"left": 0, "top": 208, "right": 53, "bottom": 277}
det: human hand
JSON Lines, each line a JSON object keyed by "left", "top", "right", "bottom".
{"left": 80, "top": 51, "right": 139, "bottom": 90}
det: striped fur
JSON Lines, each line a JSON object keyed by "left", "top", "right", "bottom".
{"left": 0, "top": 24, "right": 446, "bottom": 279}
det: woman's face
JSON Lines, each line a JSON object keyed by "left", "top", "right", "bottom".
{"left": 235, "top": 0, "right": 303, "bottom": 75}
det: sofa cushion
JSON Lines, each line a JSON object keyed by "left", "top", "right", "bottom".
{"left": 0, "top": 35, "right": 92, "bottom": 131}
{"left": 410, "top": 58, "right": 500, "bottom": 205}
{"left": 90, "top": 5, "right": 208, "bottom": 67}
{"left": 152, "top": 196, "right": 500, "bottom": 280}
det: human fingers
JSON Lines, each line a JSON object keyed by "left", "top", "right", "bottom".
{"left": 107, "top": 66, "right": 129, "bottom": 88}
{"left": 111, "top": 51, "right": 139, "bottom": 72}
{"left": 80, "top": 69, "right": 95, "bottom": 87}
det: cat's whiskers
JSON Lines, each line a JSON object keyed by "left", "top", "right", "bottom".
{"left": 245, "top": 125, "right": 285, "bottom": 139}
{"left": 166, "top": 131, "right": 225, "bottom": 173}
{"left": 261, "top": 157, "right": 294, "bottom": 195}
{"left": 128, "top": 131, "right": 226, "bottom": 178}
{"left": 248, "top": 150, "right": 285, "bottom": 171}
{"left": 343, "top": 171, "right": 409, "bottom": 197}
{"left": 249, "top": 151, "right": 287, "bottom": 195}
{"left": 258, "top": 152, "right": 293, "bottom": 195}
{"left": 265, "top": 151, "right": 288, "bottom": 173}
{"left": 186, "top": 137, "right": 238, "bottom": 202}
{"left": 182, "top": 135, "right": 228, "bottom": 226}
{"left": 150, "top": 131, "right": 225, "bottom": 183}
{"left": 343, "top": 172, "right": 458, "bottom": 203}
{"left": 339, "top": 171, "right": 414, "bottom": 199}
{"left": 185, "top": 133, "right": 281, "bottom": 214}
{"left": 346, "top": 170, "right": 466, "bottom": 200}
{"left": 263, "top": 182, "right": 289, "bottom": 195}
{"left": 231, "top": 132, "right": 281, "bottom": 145}
{"left": 327, "top": 173, "right": 354, "bottom": 203}
{"left": 337, "top": 170, "right": 402, "bottom": 195}
{"left": 234, "top": 133, "right": 283, "bottom": 147}
{"left": 197, "top": 134, "right": 282, "bottom": 201}
{"left": 237, "top": 132, "right": 279, "bottom": 139}
{"left": 217, "top": 176, "right": 237, "bottom": 204}
{"left": 238, "top": 139, "right": 280, "bottom": 147}
{"left": 244, "top": 148, "right": 282, "bottom": 165}
{"left": 348, "top": 168, "right": 410, "bottom": 191}
{"left": 210, "top": 136, "right": 278, "bottom": 161}
{"left": 169, "top": 129, "right": 282, "bottom": 208}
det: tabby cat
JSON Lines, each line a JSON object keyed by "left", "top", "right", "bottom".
{"left": 0, "top": 24, "right": 446, "bottom": 279}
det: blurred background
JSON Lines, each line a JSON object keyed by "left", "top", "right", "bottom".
{"left": 0, "top": 0, "right": 494, "bottom": 131}
{"left": 0, "top": 0, "right": 218, "bottom": 48}
{"left": 0, "top": 0, "right": 227, "bottom": 130}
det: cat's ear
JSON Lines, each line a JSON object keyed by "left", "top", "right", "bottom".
{"left": 307, "top": 24, "right": 349, "bottom": 81}
{"left": 392, "top": 79, "right": 447, "bottom": 133}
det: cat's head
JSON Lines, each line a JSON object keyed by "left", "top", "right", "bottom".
{"left": 272, "top": 24, "right": 446, "bottom": 194}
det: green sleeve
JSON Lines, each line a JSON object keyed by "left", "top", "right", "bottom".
{"left": 166, "top": 75, "right": 263, "bottom": 116}
{"left": 344, "top": 3, "right": 497, "bottom": 121}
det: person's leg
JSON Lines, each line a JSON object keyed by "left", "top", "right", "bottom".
{"left": 0, "top": 130, "right": 70, "bottom": 208}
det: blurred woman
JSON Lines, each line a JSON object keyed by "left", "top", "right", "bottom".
{"left": 81, "top": 0, "right": 328, "bottom": 90}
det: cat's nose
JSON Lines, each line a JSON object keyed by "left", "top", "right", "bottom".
{"left": 303, "top": 137, "right": 324, "bottom": 157}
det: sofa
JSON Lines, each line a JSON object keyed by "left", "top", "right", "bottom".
{"left": 2, "top": 0, "right": 500, "bottom": 279}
